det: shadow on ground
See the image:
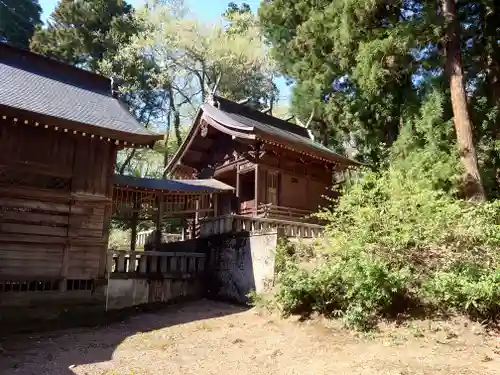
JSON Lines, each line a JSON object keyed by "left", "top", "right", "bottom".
{"left": 0, "top": 299, "right": 247, "bottom": 375}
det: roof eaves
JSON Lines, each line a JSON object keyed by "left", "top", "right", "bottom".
{"left": 254, "top": 131, "right": 361, "bottom": 167}
{"left": 0, "top": 104, "right": 163, "bottom": 146}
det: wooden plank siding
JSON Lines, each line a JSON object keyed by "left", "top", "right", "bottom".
{"left": 206, "top": 141, "right": 335, "bottom": 217}
{"left": 0, "top": 118, "right": 116, "bottom": 303}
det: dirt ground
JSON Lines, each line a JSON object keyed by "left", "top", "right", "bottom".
{"left": 1, "top": 300, "right": 500, "bottom": 375}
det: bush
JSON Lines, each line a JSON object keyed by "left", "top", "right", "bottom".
{"left": 276, "top": 164, "right": 500, "bottom": 329}
{"left": 271, "top": 92, "right": 500, "bottom": 329}
{"left": 421, "top": 266, "right": 500, "bottom": 319}
{"left": 273, "top": 108, "right": 500, "bottom": 328}
{"left": 316, "top": 167, "right": 500, "bottom": 274}
{"left": 276, "top": 253, "right": 412, "bottom": 330}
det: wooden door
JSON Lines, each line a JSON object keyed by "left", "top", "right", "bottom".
{"left": 267, "top": 171, "right": 279, "bottom": 205}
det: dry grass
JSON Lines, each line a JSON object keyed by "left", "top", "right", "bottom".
{"left": 1, "top": 300, "right": 499, "bottom": 375}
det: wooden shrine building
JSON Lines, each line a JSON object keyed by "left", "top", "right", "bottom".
{"left": 112, "top": 175, "right": 234, "bottom": 249}
{"left": 0, "top": 44, "right": 162, "bottom": 306}
{"left": 165, "top": 96, "right": 360, "bottom": 222}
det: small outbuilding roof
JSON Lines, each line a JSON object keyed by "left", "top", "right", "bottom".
{"left": 113, "top": 175, "right": 235, "bottom": 193}
{"left": 0, "top": 43, "right": 162, "bottom": 146}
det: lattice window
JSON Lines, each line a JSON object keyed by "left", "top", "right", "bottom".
{"left": 0, "top": 279, "right": 59, "bottom": 292}
{"left": 67, "top": 279, "right": 94, "bottom": 291}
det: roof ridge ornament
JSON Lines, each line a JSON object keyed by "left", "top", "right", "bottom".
{"left": 110, "top": 76, "right": 119, "bottom": 98}
{"left": 205, "top": 74, "right": 222, "bottom": 107}
{"left": 295, "top": 109, "right": 315, "bottom": 141}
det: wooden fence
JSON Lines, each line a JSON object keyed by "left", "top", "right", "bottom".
{"left": 135, "top": 230, "right": 183, "bottom": 248}
{"left": 199, "top": 214, "right": 323, "bottom": 238}
{"left": 107, "top": 250, "right": 205, "bottom": 278}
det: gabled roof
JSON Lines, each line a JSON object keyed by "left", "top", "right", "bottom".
{"left": 113, "top": 175, "right": 234, "bottom": 193}
{"left": 0, "top": 43, "right": 162, "bottom": 145}
{"left": 166, "top": 96, "right": 360, "bottom": 174}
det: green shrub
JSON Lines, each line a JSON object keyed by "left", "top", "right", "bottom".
{"left": 276, "top": 262, "right": 317, "bottom": 315}
{"left": 316, "top": 166, "right": 500, "bottom": 273}
{"left": 272, "top": 95, "right": 500, "bottom": 329}
{"left": 274, "top": 237, "right": 297, "bottom": 275}
{"left": 276, "top": 253, "right": 412, "bottom": 330}
{"left": 273, "top": 120, "right": 500, "bottom": 329}
{"left": 421, "top": 266, "right": 500, "bottom": 319}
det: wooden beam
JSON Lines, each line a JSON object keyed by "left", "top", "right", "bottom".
{"left": 236, "top": 161, "right": 241, "bottom": 214}
{"left": 194, "top": 198, "right": 200, "bottom": 238}
{"left": 155, "top": 192, "right": 164, "bottom": 250}
{"left": 254, "top": 164, "right": 259, "bottom": 216}
{"left": 213, "top": 193, "right": 219, "bottom": 217}
{"left": 130, "top": 211, "right": 138, "bottom": 252}
{"left": 236, "top": 168, "right": 241, "bottom": 198}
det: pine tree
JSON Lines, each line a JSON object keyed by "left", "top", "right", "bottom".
{"left": 0, "top": 0, "right": 42, "bottom": 48}
{"left": 30, "top": 0, "right": 136, "bottom": 71}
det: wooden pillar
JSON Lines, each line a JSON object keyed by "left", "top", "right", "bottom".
{"left": 213, "top": 193, "right": 219, "bottom": 217}
{"left": 155, "top": 192, "right": 164, "bottom": 250}
{"left": 130, "top": 195, "right": 139, "bottom": 251}
{"left": 99, "top": 145, "right": 117, "bottom": 279}
{"left": 254, "top": 164, "right": 259, "bottom": 216}
{"left": 236, "top": 166, "right": 241, "bottom": 198}
{"left": 236, "top": 163, "right": 241, "bottom": 214}
{"left": 194, "top": 197, "right": 200, "bottom": 238}
{"left": 130, "top": 212, "right": 138, "bottom": 252}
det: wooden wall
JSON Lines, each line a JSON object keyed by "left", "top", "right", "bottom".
{"left": 0, "top": 118, "right": 116, "bottom": 299}
{"left": 257, "top": 148, "right": 334, "bottom": 212}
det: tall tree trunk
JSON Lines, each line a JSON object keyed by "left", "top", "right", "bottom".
{"left": 162, "top": 109, "right": 172, "bottom": 179}
{"left": 442, "top": 0, "right": 486, "bottom": 200}
{"left": 483, "top": 3, "right": 500, "bottom": 125}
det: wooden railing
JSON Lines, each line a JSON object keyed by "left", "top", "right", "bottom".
{"left": 136, "top": 230, "right": 183, "bottom": 248}
{"left": 239, "top": 202, "right": 315, "bottom": 221}
{"left": 199, "top": 215, "right": 323, "bottom": 238}
{"left": 257, "top": 204, "right": 313, "bottom": 221}
{"left": 107, "top": 250, "right": 205, "bottom": 278}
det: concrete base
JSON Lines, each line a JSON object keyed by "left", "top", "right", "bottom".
{"left": 206, "top": 230, "right": 278, "bottom": 304}
{"left": 106, "top": 278, "right": 204, "bottom": 310}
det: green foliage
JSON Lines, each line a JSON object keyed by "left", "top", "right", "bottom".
{"left": 108, "top": 228, "right": 131, "bottom": 250}
{"left": 31, "top": 0, "right": 136, "bottom": 71}
{"left": 0, "top": 0, "right": 42, "bottom": 48}
{"left": 274, "top": 95, "right": 500, "bottom": 329}
{"left": 276, "top": 164, "right": 500, "bottom": 328}
{"left": 259, "top": 0, "right": 428, "bottom": 162}
{"left": 274, "top": 237, "right": 296, "bottom": 275}
{"left": 421, "top": 266, "right": 500, "bottom": 319}
{"left": 276, "top": 255, "right": 412, "bottom": 330}
{"left": 259, "top": 0, "right": 500, "bottom": 195}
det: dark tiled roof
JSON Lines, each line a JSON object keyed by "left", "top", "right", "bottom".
{"left": 113, "top": 175, "right": 235, "bottom": 193}
{"left": 0, "top": 43, "right": 162, "bottom": 144}
{"left": 207, "top": 96, "right": 359, "bottom": 165}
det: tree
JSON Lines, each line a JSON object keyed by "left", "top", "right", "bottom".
{"left": 102, "top": 1, "right": 278, "bottom": 174}
{"left": 0, "top": 0, "right": 42, "bottom": 48}
{"left": 442, "top": 0, "right": 485, "bottom": 199}
{"left": 259, "top": 0, "right": 494, "bottom": 199}
{"left": 259, "top": 0, "right": 424, "bottom": 165}
{"left": 30, "top": 0, "right": 136, "bottom": 71}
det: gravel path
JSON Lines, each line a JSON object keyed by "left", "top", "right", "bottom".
{"left": 1, "top": 300, "right": 499, "bottom": 375}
